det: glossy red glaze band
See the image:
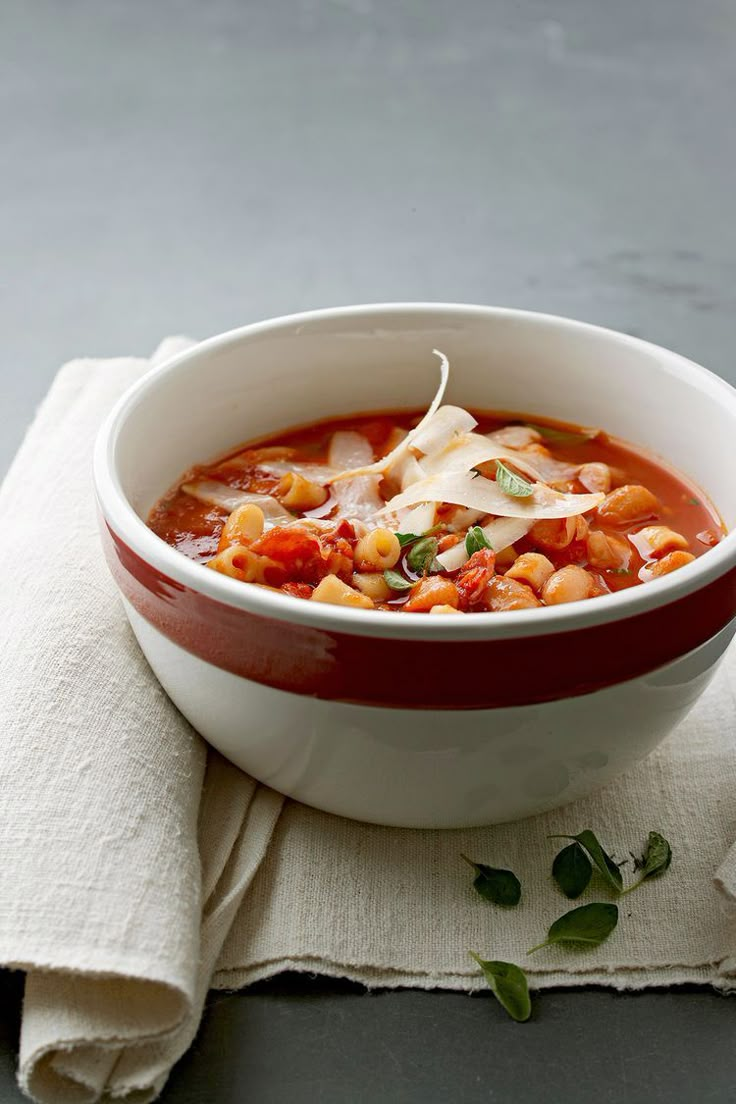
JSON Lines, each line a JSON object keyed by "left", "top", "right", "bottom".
{"left": 104, "top": 524, "right": 736, "bottom": 709}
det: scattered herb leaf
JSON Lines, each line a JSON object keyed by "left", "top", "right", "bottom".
{"left": 469, "top": 953, "right": 531, "bottom": 1022}
{"left": 621, "top": 831, "right": 672, "bottom": 894}
{"left": 549, "top": 830, "right": 623, "bottom": 894}
{"left": 406, "top": 536, "right": 442, "bottom": 574}
{"left": 552, "top": 842, "right": 592, "bottom": 899}
{"left": 383, "top": 569, "right": 412, "bottom": 592}
{"left": 612, "top": 568, "right": 633, "bottom": 576}
{"left": 461, "top": 854, "right": 521, "bottom": 907}
{"left": 688, "top": 497, "right": 700, "bottom": 506}
{"left": 527, "top": 903, "right": 619, "bottom": 954}
{"left": 465, "top": 526, "right": 492, "bottom": 556}
{"left": 524, "top": 422, "right": 599, "bottom": 446}
{"left": 495, "top": 460, "right": 534, "bottom": 499}
{"left": 395, "top": 532, "right": 423, "bottom": 547}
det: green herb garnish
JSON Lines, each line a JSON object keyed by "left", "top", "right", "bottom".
{"left": 549, "top": 830, "right": 623, "bottom": 894}
{"left": 461, "top": 854, "right": 521, "bottom": 907}
{"left": 394, "top": 526, "right": 441, "bottom": 547}
{"left": 524, "top": 423, "right": 599, "bottom": 446}
{"left": 383, "top": 569, "right": 412, "bottom": 592}
{"left": 465, "top": 526, "right": 492, "bottom": 557}
{"left": 495, "top": 460, "right": 534, "bottom": 499}
{"left": 621, "top": 831, "right": 672, "bottom": 894}
{"left": 469, "top": 953, "right": 531, "bottom": 1022}
{"left": 688, "top": 497, "right": 700, "bottom": 506}
{"left": 527, "top": 903, "right": 619, "bottom": 954}
{"left": 552, "top": 842, "right": 592, "bottom": 899}
{"left": 406, "top": 536, "right": 442, "bottom": 575}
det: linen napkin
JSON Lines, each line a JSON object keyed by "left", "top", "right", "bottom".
{"left": 1, "top": 340, "right": 735, "bottom": 1104}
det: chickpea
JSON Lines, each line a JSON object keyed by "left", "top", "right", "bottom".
{"left": 529, "top": 516, "right": 576, "bottom": 551}
{"left": 578, "top": 462, "right": 611, "bottom": 495}
{"left": 276, "top": 472, "right": 329, "bottom": 511}
{"left": 586, "top": 530, "right": 630, "bottom": 571}
{"left": 641, "top": 551, "right": 695, "bottom": 580}
{"left": 429, "top": 604, "right": 465, "bottom": 615}
{"left": 596, "top": 485, "right": 659, "bottom": 526}
{"left": 404, "top": 576, "right": 460, "bottom": 612}
{"left": 505, "top": 552, "right": 555, "bottom": 593}
{"left": 631, "top": 526, "right": 689, "bottom": 560}
{"left": 485, "top": 576, "right": 541, "bottom": 611}
{"left": 541, "top": 565, "right": 595, "bottom": 605}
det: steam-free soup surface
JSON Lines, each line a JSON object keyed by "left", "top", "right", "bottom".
{"left": 148, "top": 403, "right": 723, "bottom": 614}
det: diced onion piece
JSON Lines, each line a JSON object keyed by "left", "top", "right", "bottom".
{"left": 182, "top": 481, "right": 293, "bottom": 521}
{"left": 328, "top": 431, "right": 384, "bottom": 521}
{"left": 437, "top": 517, "right": 533, "bottom": 571}
{"left": 327, "top": 349, "right": 450, "bottom": 482}
{"left": 409, "top": 405, "right": 478, "bottom": 457}
{"left": 379, "top": 471, "right": 604, "bottom": 520}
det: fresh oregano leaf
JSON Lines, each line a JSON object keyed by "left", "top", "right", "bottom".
{"left": 395, "top": 526, "right": 441, "bottom": 548}
{"left": 549, "top": 830, "right": 623, "bottom": 894}
{"left": 524, "top": 422, "right": 599, "bottom": 446}
{"left": 495, "top": 460, "right": 534, "bottom": 499}
{"left": 552, "top": 842, "right": 592, "bottom": 899}
{"left": 527, "top": 903, "right": 619, "bottom": 954}
{"left": 465, "top": 525, "right": 492, "bottom": 556}
{"left": 622, "top": 831, "right": 672, "bottom": 894}
{"left": 469, "top": 952, "right": 531, "bottom": 1022}
{"left": 383, "top": 569, "right": 412, "bottom": 592}
{"left": 406, "top": 536, "right": 442, "bottom": 574}
{"left": 461, "top": 854, "right": 521, "bottom": 907}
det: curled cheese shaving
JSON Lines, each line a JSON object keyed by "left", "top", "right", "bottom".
{"left": 378, "top": 471, "right": 604, "bottom": 520}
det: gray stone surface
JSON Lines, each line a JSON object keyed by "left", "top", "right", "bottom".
{"left": 1, "top": 1, "right": 735, "bottom": 1100}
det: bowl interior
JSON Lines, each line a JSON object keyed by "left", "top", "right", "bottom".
{"left": 112, "top": 305, "right": 736, "bottom": 530}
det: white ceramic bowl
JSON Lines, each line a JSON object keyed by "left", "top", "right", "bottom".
{"left": 94, "top": 304, "right": 736, "bottom": 828}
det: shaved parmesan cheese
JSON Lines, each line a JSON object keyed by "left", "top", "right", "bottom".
{"left": 487, "top": 426, "right": 542, "bottom": 449}
{"left": 328, "top": 431, "right": 384, "bottom": 521}
{"left": 393, "top": 452, "right": 426, "bottom": 491}
{"left": 399, "top": 502, "right": 437, "bottom": 535}
{"left": 182, "top": 481, "right": 293, "bottom": 521}
{"left": 437, "top": 518, "right": 533, "bottom": 571}
{"left": 378, "top": 471, "right": 604, "bottom": 520}
{"left": 409, "top": 405, "right": 477, "bottom": 457}
{"left": 327, "top": 349, "right": 450, "bottom": 483}
{"left": 253, "top": 460, "right": 334, "bottom": 484}
{"left": 421, "top": 433, "right": 510, "bottom": 477}
{"left": 421, "top": 433, "right": 575, "bottom": 485}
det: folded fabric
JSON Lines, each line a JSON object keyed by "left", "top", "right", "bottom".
{"left": 1, "top": 340, "right": 734, "bottom": 1104}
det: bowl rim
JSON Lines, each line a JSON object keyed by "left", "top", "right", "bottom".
{"left": 94, "top": 301, "right": 736, "bottom": 642}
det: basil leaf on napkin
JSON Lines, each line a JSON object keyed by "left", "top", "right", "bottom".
{"left": 550, "top": 830, "right": 623, "bottom": 894}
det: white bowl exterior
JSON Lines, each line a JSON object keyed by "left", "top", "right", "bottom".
{"left": 124, "top": 599, "right": 734, "bottom": 828}
{"left": 94, "top": 304, "right": 736, "bottom": 826}
{"left": 97, "top": 304, "right": 736, "bottom": 642}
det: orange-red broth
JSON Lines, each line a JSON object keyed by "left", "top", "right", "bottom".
{"left": 148, "top": 411, "right": 724, "bottom": 611}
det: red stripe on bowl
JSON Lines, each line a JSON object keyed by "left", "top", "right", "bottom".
{"left": 103, "top": 524, "right": 736, "bottom": 709}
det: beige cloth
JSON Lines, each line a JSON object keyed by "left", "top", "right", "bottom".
{"left": 1, "top": 340, "right": 735, "bottom": 1104}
